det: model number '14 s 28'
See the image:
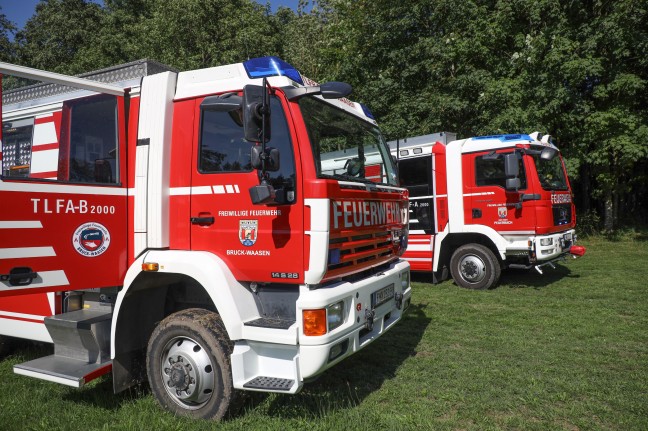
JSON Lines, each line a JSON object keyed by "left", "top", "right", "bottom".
{"left": 31, "top": 198, "right": 116, "bottom": 215}
{"left": 271, "top": 272, "right": 299, "bottom": 279}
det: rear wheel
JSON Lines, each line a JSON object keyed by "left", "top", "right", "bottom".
{"left": 146, "top": 308, "right": 240, "bottom": 420}
{"left": 450, "top": 244, "right": 501, "bottom": 290}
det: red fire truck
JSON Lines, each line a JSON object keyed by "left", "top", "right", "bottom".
{"left": 0, "top": 57, "right": 411, "bottom": 419}
{"left": 388, "top": 132, "right": 585, "bottom": 290}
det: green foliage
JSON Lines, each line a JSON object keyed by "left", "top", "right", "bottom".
{"left": 0, "top": 7, "right": 16, "bottom": 62}
{"left": 2, "top": 0, "right": 647, "bottom": 229}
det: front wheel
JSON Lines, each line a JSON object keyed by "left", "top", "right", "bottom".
{"left": 450, "top": 244, "right": 501, "bottom": 290}
{"left": 146, "top": 308, "right": 240, "bottom": 420}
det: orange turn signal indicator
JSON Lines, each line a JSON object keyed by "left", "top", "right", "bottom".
{"left": 303, "top": 309, "right": 327, "bottom": 336}
{"left": 142, "top": 262, "right": 159, "bottom": 272}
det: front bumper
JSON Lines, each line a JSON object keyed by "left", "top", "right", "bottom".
{"left": 532, "top": 229, "right": 577, "bottom": 261}
{"left": 231, "top": 259, "right": 411, "bottom": 393}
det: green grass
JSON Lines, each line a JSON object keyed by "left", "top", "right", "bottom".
{"left": 1, "top": 235, "right": 647, "bottom": 430}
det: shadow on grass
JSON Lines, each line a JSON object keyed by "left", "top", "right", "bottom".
{"left": 256, "top": 302, "right": 431, "bottom": 419}
{"left": 6, "top": 304, "right": 430, "bottom": 419}
{"left": 409, "top": 262, "right": 579, "bottom": 290}
{"left": 500, "top": 264, "right": 578, "bottom": 289}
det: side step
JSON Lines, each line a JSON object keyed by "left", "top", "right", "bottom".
{"left": 14, "top": 309, "right": 112, "bottom": 387}
{"left": 243, "top": 376, "right": 294, "bottom": 391}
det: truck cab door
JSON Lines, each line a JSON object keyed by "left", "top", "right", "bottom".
{"left": 0, "top": 93, "right": 129, "bottom": 298}
{"left": 189, "top": 94, "right": 304, "bottom": 283}
{"left": 466, "top": 150, "right": 537, "bottom": 233}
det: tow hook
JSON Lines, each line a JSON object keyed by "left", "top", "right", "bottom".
{"left": 364, "top": 308, "right": 375, "bottom": 331}
{"left": 395, "top": 292, "right": 403, "bottom": 310}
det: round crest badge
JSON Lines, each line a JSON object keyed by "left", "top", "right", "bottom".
{"left": 72, "top": 222, "right": 111, "bottom": 257}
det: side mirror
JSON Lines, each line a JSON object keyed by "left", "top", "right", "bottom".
{"left": 243, "top": 84, "right": 270, "bottom": 143}
{"left": 504, "top": 153, "right": 519, "bottom": 178}
{"left": 282, "top": 81, "right": 353, "bottom": 101}
{"left": 506, "top": 177, "right": 521, "bottom": 191}
{"left": 319, "top": 82, "right": 353, "bottom": 99}
{"left": 540, "top": 147, "right": 557, "bottom": 161}
{"left": 200, "top": 94, "right": 242, "bottom": 112}
{"left": 249, "top": 183, "right": 276, "bottom": 205}
{"left": 250, "top": 145, "right": 280, "bottom": 172}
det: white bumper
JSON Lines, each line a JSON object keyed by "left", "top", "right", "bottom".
{"left": 231, "top": 259, "right": 411, "bottom": 393}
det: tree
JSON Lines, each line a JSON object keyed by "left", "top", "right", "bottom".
{"left": 0, "top": 7, "right": 16, "bottom": 63}
{"left": 15, "top": 0, "right": 106, "bottom": 74}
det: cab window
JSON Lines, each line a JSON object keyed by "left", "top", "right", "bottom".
{"left": 475, "top": 152, "right": 526, "bottom": 189}
{"left": 198, "top": 96, "right": 297, "bottom": 197}
{"left": 66, "top": 95, "right": 119, "bottom": 184}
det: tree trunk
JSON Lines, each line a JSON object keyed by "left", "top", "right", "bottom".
{"left": 603, "top": 191, "right": 614, "bottom": 232}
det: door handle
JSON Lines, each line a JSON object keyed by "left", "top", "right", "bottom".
{"left": 190, "top": 216, "right": 215, "bottom": 225}
{"left": 0, "top": 267, "right": 38, "bottom": 286}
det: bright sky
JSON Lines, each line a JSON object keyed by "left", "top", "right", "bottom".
{"left": 1, "top": 0, "right": 301, "bottom": 33}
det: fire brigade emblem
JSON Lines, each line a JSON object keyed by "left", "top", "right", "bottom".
{"left": 239, "top": 220, "right": 258, "bottom": 246}
{"left": 72, "top": 222, "right": 111, "bottom": 257}
{"left": 498, "top": 206, "right": 507, "bottom": 219}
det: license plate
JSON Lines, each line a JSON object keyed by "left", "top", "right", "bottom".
{"left": 371, "top": 284, "right": 395, "bottom": 308}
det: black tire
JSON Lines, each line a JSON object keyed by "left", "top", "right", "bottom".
{"left": 450, "top": 243, "right": 501, "bottom": 290}
{"left": 146, "top": 308, "right": 241, "bottom": 420}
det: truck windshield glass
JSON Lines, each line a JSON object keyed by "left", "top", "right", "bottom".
{"left": 298, "top": 97, "right": 397, "bottom": 186}
{"left": 532, "top": 153, "right": 568, "bottom": 191}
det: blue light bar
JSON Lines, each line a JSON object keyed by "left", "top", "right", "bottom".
{"left": 360, "top": 103, "right": 375, "bottom": 120}
{"left": 473, "top": 134, "right": 532, "bottom": 142}
{"left": 243, "top": 57, "right": 304, "bottom": 85}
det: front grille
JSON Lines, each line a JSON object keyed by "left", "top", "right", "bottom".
{"left": 552, "top": 204, "right": 572, "bottom": 226}
{"left": 325, "top": 230, "right": 394, "bottom": 281}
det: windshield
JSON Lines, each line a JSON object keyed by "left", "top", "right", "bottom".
{"left": 298, "top": 97, "right": 398, "bottom": 186}
{"left": 531, "top": 152, "right": 569, "bottom": 191}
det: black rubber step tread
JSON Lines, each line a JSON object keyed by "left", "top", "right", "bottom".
{"left": 243, "top": 376, "right": 294, "bottom": 391}
{"left": 243, "top": 317, "right": 295, "bottom": 329}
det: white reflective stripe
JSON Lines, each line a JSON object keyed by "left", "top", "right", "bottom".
{"left": 0, "top": 310, "right": 46, "bottom": 321}
{"left": 407, "top": 244, "right": 433, "bottom": 252}
{"left": 337, "top": 180, "right": 405, "bottom": 192}
{"left": 0, "top": 182, "right": 127, "bottom": 196}
{"left": 169, "top": 185, "right": 241, "bottom": 195}
{"left": 410, "top": 195, "right": 434, "bottom": 200}
{"left": 0, "top": 221, "right": 43, "bottom": 229}
{"left": 169, "top": 187, "right": 192, "bottom": 196}
{"left": 0, "top": 247, "right": 55, "bottom": 259}
{"left": 32, "top": 122, "right": 57, "bottom": 146}
{"left": 463, "top": 192, "right": 495, "bottom": 197}
{"left": 0, "top": 270, "right": 69, "bottom": 291}
{"left": 403, "top": 257, "right": 431, "bottom": 262}
{"left": 192, "top": 186, "right": 213, "bottom": 195}
{"left": 30, "top": 149, "right": 58, "bottom": 173}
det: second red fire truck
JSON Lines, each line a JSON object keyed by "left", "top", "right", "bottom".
{"left": 388, "top": 132, "right": 585, "bottom": 290}
{"left": 0, "top": 57, "right": 411, "bottom": 419}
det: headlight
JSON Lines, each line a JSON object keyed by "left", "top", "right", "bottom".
{"left": 327, "top": 301, "right": 345, "bottom": 331}
{"left": 401, "top": 270, "right": 410, "bottom": 290}
{"left": 540, "top": 238, "right": 553, "bottom": 246}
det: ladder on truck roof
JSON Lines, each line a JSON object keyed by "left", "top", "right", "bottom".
{"left": 0, "top": 62, "right": 126, "bottom": 97}
{"left": 1, "top": 59, "right": 177, "bottom": 108}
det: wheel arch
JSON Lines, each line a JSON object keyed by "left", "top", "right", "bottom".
{"left": 437, "top": 231, "right": 504, "bottom": 273}
{"left": 111, "top": 250, "right": 257, "bottom": 393}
